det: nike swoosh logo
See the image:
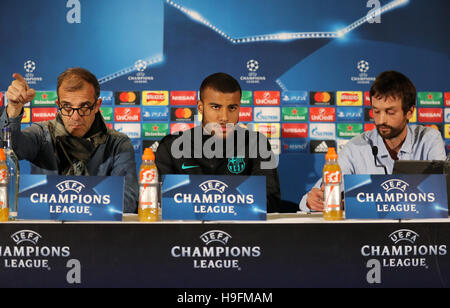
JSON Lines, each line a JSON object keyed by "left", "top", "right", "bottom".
{"left": 181, "top": 163, "right": 199, "bottom": 170}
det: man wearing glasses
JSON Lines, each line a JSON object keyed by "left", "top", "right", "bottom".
{"left": 2, "top": 68, "right": 138, "bottom": 213}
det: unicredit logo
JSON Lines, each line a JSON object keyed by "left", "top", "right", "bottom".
{"left": 115, "top": 107, "right": 141, "bottom": 122}
{"left": 309, "top": 107, "right": 335, "bottom": 122}
{"left": 254, "top": 91, "right": 280, "bottom": 105}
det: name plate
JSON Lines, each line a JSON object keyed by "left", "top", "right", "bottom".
{"left": 344, "top": 174, "right": 448, "bottom": 219}
{"left": 18, "top": 175, "right": 124, "bottom": 221}
{"left": 162, "top": 174, "right": 266, "bottom": 221}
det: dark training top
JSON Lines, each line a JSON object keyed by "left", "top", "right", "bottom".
{"left": 155, "top": 125, "right": 281, "bottom": 213}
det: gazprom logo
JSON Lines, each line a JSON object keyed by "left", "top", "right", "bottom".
{"left": 381, "top": 179, "right": 409, "bottom": 192}
{"left": 56, "top": 180, "right": 86, "bottom": 194}
{"left": 388, "top": 229, "right": 420, "bottom": 244}
{"left": 200, "top": 230, "right": 232, "bottom": 245}
{"left": 11, "top": 230, "right": 42, "bottom": 245}
{"left": 199, "top": 180, "right": 228, "bottom": 193}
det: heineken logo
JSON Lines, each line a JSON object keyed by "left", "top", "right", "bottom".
{"left": 142, "top": 123, "right": 169, "bottom": 137}
{"left": 32, "top": 91, "right": 57, "bottom": 106}
{"left": 240, "top": 91, "right": 253, "bottom": 105}
{"left": 282, "top": 107, "right": 308, "bottom": 121}
{"left": 417, "top": 92, "right": 443, "bottom": 106}
{"left": 337, "top": 123, "right": 363, "bottom": 138}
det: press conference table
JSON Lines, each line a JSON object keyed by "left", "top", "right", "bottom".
{"left": 1, "top": 213, "right": 449, "bottom": 288}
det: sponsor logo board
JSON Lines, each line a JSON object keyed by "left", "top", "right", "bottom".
{"left": 336, "top": 91, "right": 363, "bottom": 106}
{"left": 309, "top": 107, "right": 336, "bottom": 122}
{"left": 31, "top": 108, "right": 58, "bottom": 122}
{"left": 281, "top": 123, "right": 308, "bottom": 138}
{"left": 254, "top": 91, "right": 280, "bottom": 106}
{"left": 309, "top": 123, "right": 336, "bottom": 140}
{"left": 142, "top": 91, "right": 168, "bottom": 106}
{"left": 115, "top": 91, "right": 141, "bottom": 106}
{"left": 170, "top": 91, "right": 197, "bottom": 105}
{"left": 253, "top": 107, "right": 280, "bottom": 122}
{"left": 114, "top": 107, "right": 141, "bottom": 122}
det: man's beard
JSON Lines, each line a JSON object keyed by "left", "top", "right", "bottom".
{"left": 376, "top": 122, "right": 407, "bottom": 140}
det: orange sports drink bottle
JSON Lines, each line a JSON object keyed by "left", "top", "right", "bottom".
{"left": 0, "top": 149, "right": 10, "bottom": 222}
{"left": 138, "top": 148, "right": 159, "bottom": 222}
{"left": 322, "top": 147, "right": 344, "bottom": 221}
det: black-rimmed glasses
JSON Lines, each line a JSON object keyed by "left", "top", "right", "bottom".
{"left": 59, "top": 101, "right": 97, "bottom": 117}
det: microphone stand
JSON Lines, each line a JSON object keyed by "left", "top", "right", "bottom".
{"left": 371, "top": 146, "right": 388, "bottom": 175}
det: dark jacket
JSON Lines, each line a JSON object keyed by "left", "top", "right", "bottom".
{"left": 155, "top": 125, "right": 281, "bottom": 213}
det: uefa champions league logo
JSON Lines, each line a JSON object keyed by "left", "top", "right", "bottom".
{"left": 246, "top": 59, "right": 259, "bottom": 72}
{"left": 134, "top": 59, "right": 147, "bottom": 72}
{"left": 11, "top": 230, "right": 42, "bottom": 245}
{"left": 170, "top": 230, "right": 262, "bottom": 271}
{"left": 357, "top": 60, "right": 370, "bottom": 73}
{"left": 388, "top": 229, "right": 419, "bottom": 244}
{"left": 200, "top": 230, "right": 232, "bottom": 245}
{"left": 362, "top": 228, "right": 447, "bottom": 284}
{"left": 23, "top": 60, "right": 43, "bottom": 85}
{"left": 129, "top": 59, "right": 154, "bottom": 84}
{"left": 351, "top": 59, "right": 375, "bottom": 85}
{"left": 241, "top": 59, "right": 266, "bottom": 84}
{"left": 24, "top": 60, "right": 36, "bottom": 73}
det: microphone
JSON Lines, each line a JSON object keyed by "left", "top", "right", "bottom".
{"left": 372, "top": 146, "right": 388, "bottom": 175}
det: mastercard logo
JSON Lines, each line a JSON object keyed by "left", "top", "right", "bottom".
{"left": 174, "top": 108, "right": 192, "bottom": 119}
{"left": 314, "top": 92, "right": 331, "bottom": 103}
{"left": 119, "top": 92, "right": 137, "bottom": 103}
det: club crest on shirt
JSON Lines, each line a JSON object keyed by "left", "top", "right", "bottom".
{"left": 227, "top": 157, "right": 246, "bottom": 174}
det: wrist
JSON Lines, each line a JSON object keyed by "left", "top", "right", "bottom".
{"left": 6, "top": 104, "right": 24, "bottom": 119}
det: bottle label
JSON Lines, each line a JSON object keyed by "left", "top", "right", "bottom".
{"left": 324, "top": 171, "right": 341, "bottom": 185}
{"left": 0, "top": 169, "right": 8, "bottom": 184}
{"left": 0, "top": 187, "right": 8, "bottom": 210}
{"left": 139, "top": 184, "right": 158, "bottom": 210}
{"left": 140, "top": 169, "right": 157, "bottom": 184}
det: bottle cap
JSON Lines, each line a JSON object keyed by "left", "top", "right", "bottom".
{"left": 325, "top": 147, "right": 338, "bottom": 160}
{"left": 142, "top": 148, "right": 155, "bottom": 161}
{"left": 0, "top": 149, "right": 6, "bottom": 161}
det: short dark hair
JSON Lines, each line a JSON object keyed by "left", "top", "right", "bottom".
{"left": 370, "top": 71, "right": 416, "bottom": 114}
{"left": 199, "top": 72, "right": 242, "bottom": 101}
{"left": 57, "top": 67, "right": 100, "bottom": 101}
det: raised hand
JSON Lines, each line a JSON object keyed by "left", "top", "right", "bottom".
{"left": 5, "top": 73, "right": 36, "bottom": 118}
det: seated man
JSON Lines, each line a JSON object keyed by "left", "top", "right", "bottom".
{"left": 300, "top": 70, "right": 446, "bottom": 212}
{"left": 155, "top": 72, "right": 281, "bottom": 212}
{"left": 3, "top": 68, "right": 138, "bottom": 213}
